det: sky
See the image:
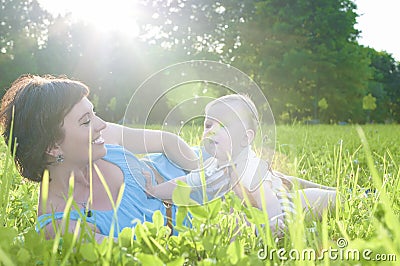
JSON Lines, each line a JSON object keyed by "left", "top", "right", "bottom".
{"left": 37, "top": 0, "right": 400, "bottom": 61}
{"left": 355, "top": 0, "right": 400, "bottom": 61}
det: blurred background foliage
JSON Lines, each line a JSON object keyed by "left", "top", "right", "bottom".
{"left": 0, "top": 0, "right": 399, "bottom": 124}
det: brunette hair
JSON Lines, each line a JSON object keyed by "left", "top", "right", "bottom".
{"left": 0, "top": 74, "right": 89, "bottom": 182}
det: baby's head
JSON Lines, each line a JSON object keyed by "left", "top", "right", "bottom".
{"left": 202, "top": 94, "right": 259, "bottom": 163}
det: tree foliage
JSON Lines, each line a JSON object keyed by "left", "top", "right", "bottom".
{"left": 365, "top": 48, "right": 400, "bottom": 122}
{"left": 0, "top": 0, "right": 399, "bottom": 123}
{"left": 0, "top": 0, "right": 50, "bottom": 89}
{"left": 230, "top": 0, "right": 372, "bottom": 123}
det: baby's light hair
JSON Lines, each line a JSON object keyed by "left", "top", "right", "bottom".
{"left": 205, "top": 94, "right": 259, "bottom": 132}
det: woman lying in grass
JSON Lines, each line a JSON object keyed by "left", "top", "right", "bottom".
{"left": 0, "top": 75, "right": 335, "bottom": 241}
{"left": 145, "top": 94, "right": 336, "bottom": 224}
{"left": 0, "top": 74, "right": 201, "bottom": 241}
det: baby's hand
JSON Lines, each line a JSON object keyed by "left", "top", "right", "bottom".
{"left": 142, "top": 170, "right": 154, "bottom": 198}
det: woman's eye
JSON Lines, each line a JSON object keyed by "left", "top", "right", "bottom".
{"left": 82, "top": 120, "right": 91, "bottom": 126}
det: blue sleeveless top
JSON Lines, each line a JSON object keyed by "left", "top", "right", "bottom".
{"left": 37, "top": 144, "right": 180, "bottom": 237}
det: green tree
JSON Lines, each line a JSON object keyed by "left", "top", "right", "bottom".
{"left": 362, "top": 93, "right": 376, "bottom": 123}
{"left": 317, "top": 97, "right": 328, "bottom": 121}
{"left": 1, "top": 0, "right": 398, "bottom": 125}
{"left": 233, "top": 0, "right": 371, "bottom": 123}
{"left": 0, "top": 0, "right": 50, "bottom": 92}
{"left": 36, "top": 15, "right": 79, "bottom": 75}
{"left": 134, "top": 0, "right": 251, "bottom": 61}
{"left": 365, "top": 48, "right": 400, "bottom": 122}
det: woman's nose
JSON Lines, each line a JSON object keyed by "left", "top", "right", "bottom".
{"left": 94, "top": 116, "right": 107, "bottom": 132}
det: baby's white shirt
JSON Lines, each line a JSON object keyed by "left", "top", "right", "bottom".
{"left": 186, "top": 147, "right": 283, "bottom": 196}
{"left": 185, "top": 158, "right": 230, "bottom": 200}
{"left": 230, "top": 147, "right": 283, "bottom": 192}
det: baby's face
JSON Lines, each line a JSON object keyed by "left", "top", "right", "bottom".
{"left": 202, "top": 103, "right": 248, "bottom": 162}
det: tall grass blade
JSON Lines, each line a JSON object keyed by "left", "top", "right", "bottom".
{"left": 0, "top": 247, "right": 15, "bottom": 266}
{"left": 0, "top": 108, "right": 16, "bottom": 227}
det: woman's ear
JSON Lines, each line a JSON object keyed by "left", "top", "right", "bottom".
{"left": 45, "top": 144, "right": 62, "bottom": 158}
{"left": 240, "top": 129, "right": 255, "bottom": 147}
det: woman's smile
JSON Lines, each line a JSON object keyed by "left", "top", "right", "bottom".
{"left": 92, "top": 135, "right": 105, "bottom": 145}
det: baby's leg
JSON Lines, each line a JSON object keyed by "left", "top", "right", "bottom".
{"left": 297, "top": 188, "right": 336, "bottom": 217}
{"left": 273, "top": 170, "right": 336, "bottom": 190}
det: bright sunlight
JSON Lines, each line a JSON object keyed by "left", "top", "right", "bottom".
{"left": 37, "top": 0, "right": 140, "bottom": 38}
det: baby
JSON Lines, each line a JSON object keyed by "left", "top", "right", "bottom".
{"left": 145, "top": 94, "right": 268, "bottom": 202}
{"left": 146, "top": 94, "right": 336, "bottom": 221}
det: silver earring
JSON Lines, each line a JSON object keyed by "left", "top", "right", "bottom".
{"left": 56, "top": 154, "right": 64, "bottom": 163}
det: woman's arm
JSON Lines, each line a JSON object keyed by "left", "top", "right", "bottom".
{"left": 103, "top": 123, "right": 199, "bottom": 171}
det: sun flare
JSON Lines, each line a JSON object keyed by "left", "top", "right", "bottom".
{"left": 38, "top": 0, "right": 140, "bottom": 38}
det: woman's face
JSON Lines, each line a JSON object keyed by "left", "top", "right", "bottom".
{"left": 58, "top": 97, "right": 107, "bottom": 165}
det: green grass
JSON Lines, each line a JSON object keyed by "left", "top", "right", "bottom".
{"left": 0, "top": 124, "right": 399, "bottom": 265}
